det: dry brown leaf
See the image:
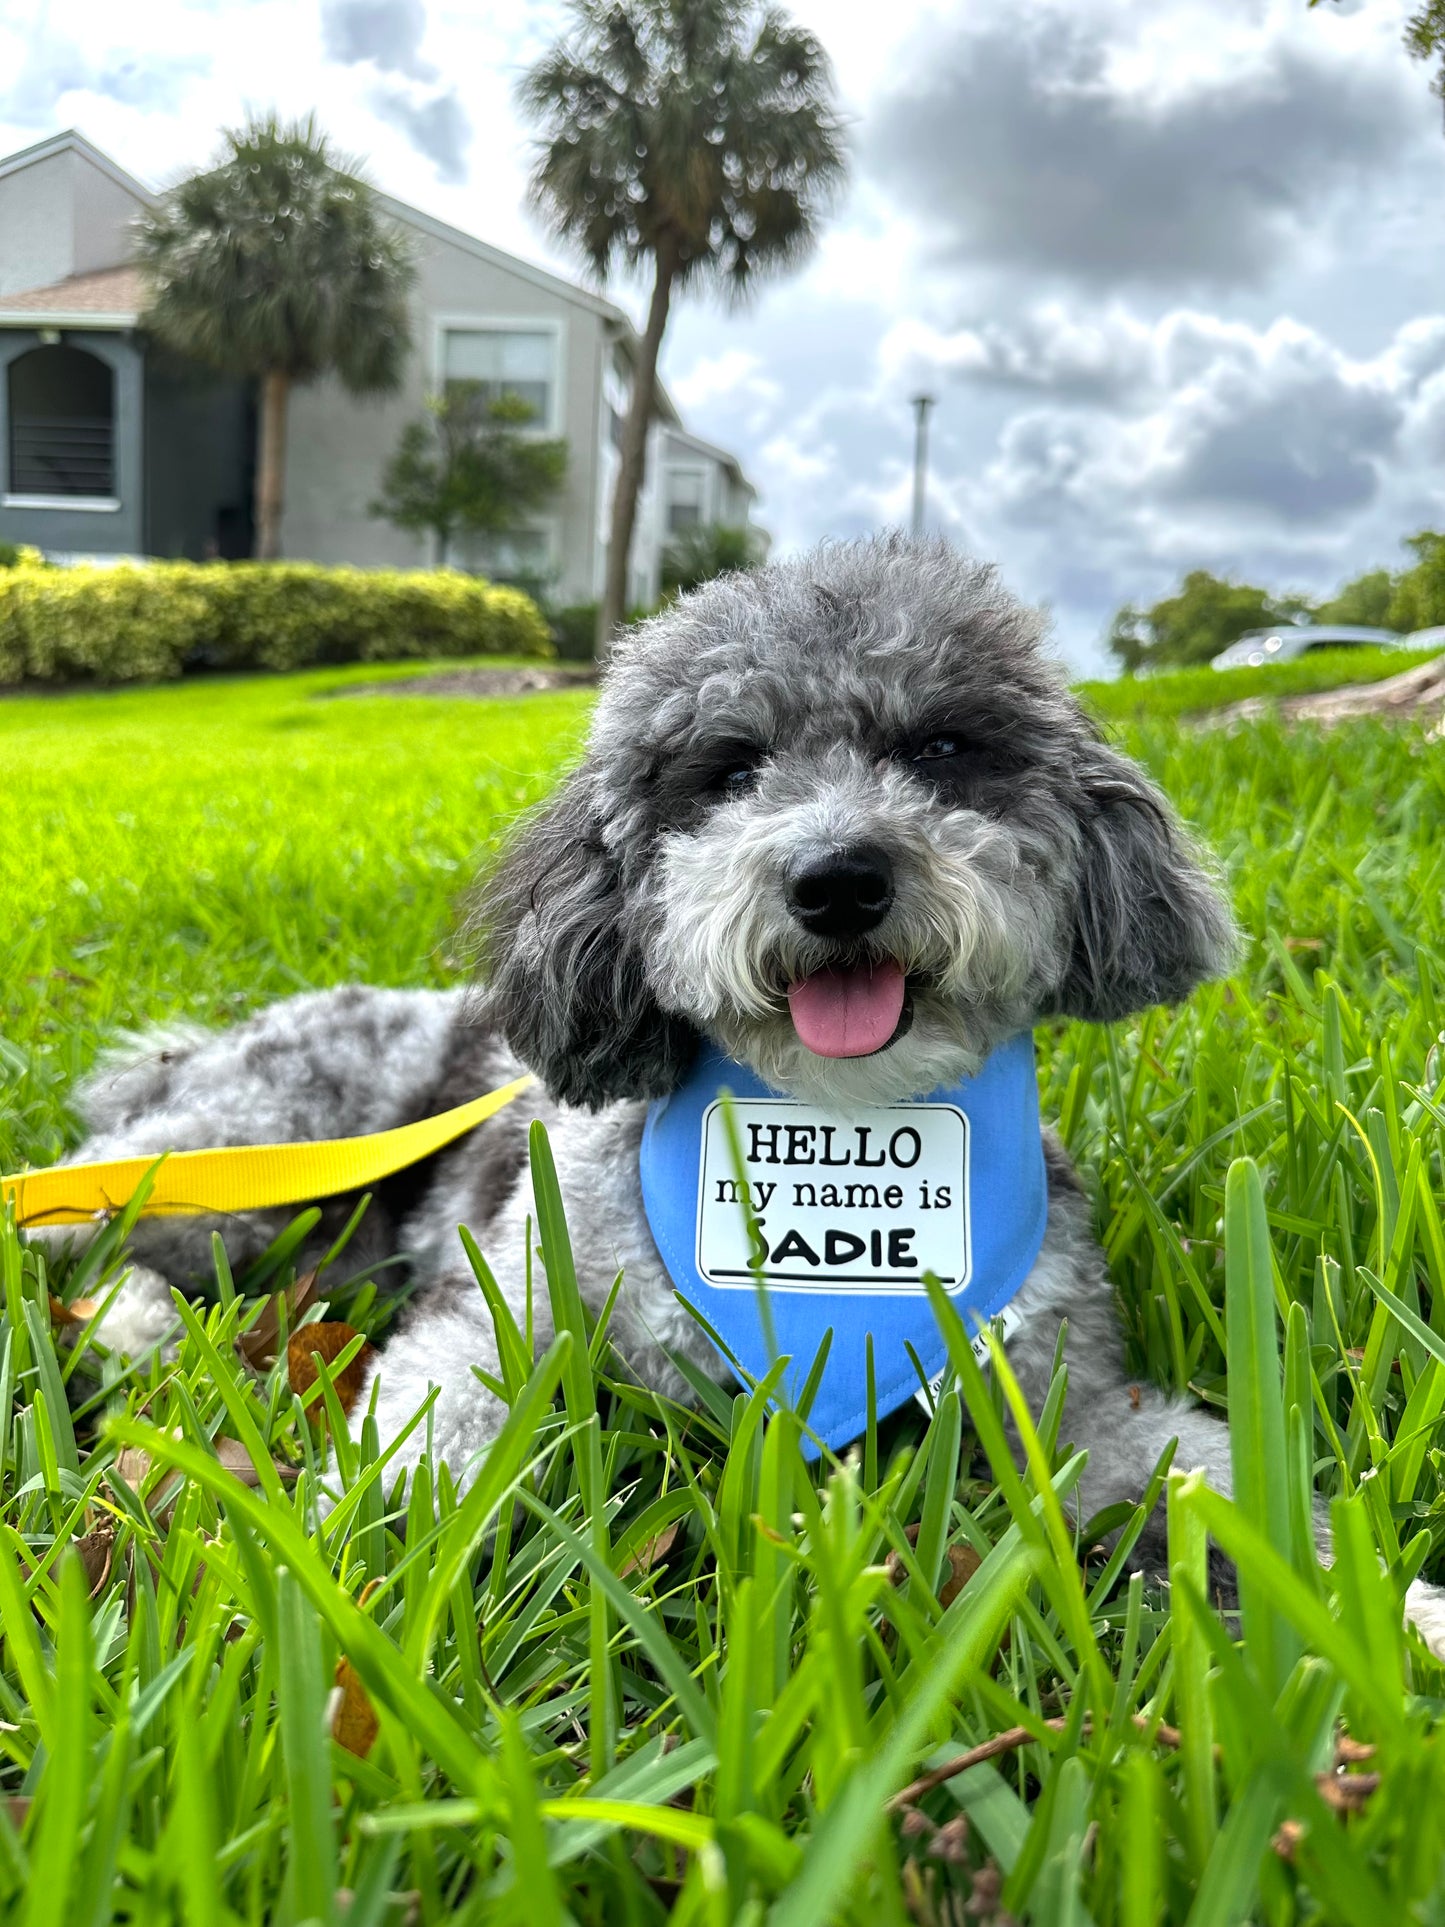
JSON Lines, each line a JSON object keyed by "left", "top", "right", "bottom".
{"left": 112, "top": 1443, "right": 184, "bottom": 1525}
{"left": 49, "top": 1295, "right": 99, "bottom": 1327}
{"left": 214, "top": 1436, "right": 300, "bottom": 1487}
{"left": 938, "top": 1542, "right": 983, "bottom": 1610}
{"left": 331, "top": 1657, "right": 380, "bottom": 1758}
{"left": 1273, "top": 1818, "right": 1306, "bottom": 1861}
{"left": 885, "top": 1524, "right": 982, "bottom": 1608}
{"left": 287, "top": 1322, "right": 377, "bottom": 1417}
{"left": 3, "top": 1798, "right": 30, "bottom": 1834}
{"left": 619, "top": 1521, "right": 680, "bottom": 1577}
{"left": 114, "top": 1445, "right": 154, "bottom": 1488}
{"left": 238, "top": 1268, "right": 322, "bottom": 1367}
{"left": 75, "top": 1524, "right": 115, "bottom": 1598}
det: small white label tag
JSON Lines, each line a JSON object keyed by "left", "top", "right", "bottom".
{"left": 695, "top": 1096, "right": 970, "bottom": 1296}
{"left": 914, "top": 1305, "right": 1024, "bottom": 1413}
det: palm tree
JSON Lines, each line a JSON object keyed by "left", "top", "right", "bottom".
{"left": 136, "top": 116, "right": 415, "bottom": 561}
{"left": 519, "top": 0, "right": 846, "bottom": 650}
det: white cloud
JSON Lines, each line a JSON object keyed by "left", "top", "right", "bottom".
{"left": 670, "top": 349, "right": 782, "bottom": 420}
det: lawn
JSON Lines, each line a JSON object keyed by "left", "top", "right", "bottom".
{"left": 4, "top": 658, "right": 1445, "bottom": 1922}
{"left": 1077, "top": 642, "right": 1442, "bottom": 724}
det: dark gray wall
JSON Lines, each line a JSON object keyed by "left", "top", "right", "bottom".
{"left": 143, "top": 358, "right": 254, "bottom": 559}
{"left": 0, "top": 327, "right": 144, "bottom": 554}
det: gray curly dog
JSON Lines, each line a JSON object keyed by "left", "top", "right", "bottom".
{"left": 36, "top": 535, "right": 1445, "bottom": 1652}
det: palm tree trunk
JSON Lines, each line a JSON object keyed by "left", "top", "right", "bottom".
{"left": 254, "top": 369, "right": 291, "bottom": 561}
{"left": 598, "top": 247, "right": 676, "bottom": 655}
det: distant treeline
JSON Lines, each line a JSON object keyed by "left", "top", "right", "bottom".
{"left": 1108, "top": 532, "right": 1445, "bottom": 673}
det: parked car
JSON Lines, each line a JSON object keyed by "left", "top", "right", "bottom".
{"left": 1211, "top": 624, "right": 1404, "bottom": 670}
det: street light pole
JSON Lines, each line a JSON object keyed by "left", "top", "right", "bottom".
{"left": 910, "top": 392, "right": 936, "bottom": 539}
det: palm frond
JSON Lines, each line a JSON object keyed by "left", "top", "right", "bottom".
{"left": 515, "top": 0, "right": 848, "bottom": 293}
{"left": 135, "top": 115, "right": 416, "bottom": 393}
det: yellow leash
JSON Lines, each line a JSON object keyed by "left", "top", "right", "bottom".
{"left": 1, "top": 1073, "right": 537, "bottom": 1229}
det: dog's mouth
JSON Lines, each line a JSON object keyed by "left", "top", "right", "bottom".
{"left": 785, "top": 959, "right": 915, "bottom": 1059}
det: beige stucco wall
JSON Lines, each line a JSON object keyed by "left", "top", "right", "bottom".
{"left": 0, "top": 151, "right": 77, "bottom": 297}
{"left": 71, "top": 154, "right": 148, "bottom": 276}
{"left": 0, "top": 147, "right": 145, "bottom": 297}
{"left": 280, "top": 217, "right": 608, "bottom": 605}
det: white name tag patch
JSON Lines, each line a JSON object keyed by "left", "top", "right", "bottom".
{"left": 695, "top": 1097, "right": 971, "bottom": 1296}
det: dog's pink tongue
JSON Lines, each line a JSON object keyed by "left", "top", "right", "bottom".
{"left": 787, "top": 960, "right": 906, "bottom": 1058}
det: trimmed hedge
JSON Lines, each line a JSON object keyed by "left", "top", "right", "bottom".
{"left": 0, "top": 559, "right": 551, "bottom": 686}
{"left": 546, "top": 599, "right": 658, "bottom": 661}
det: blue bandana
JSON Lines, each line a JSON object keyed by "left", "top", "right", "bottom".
{"left": 639, "top": 1032, "right": 1048, "bottom": 1455}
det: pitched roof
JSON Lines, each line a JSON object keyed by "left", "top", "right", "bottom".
{"left": 0, "top": 128, "right": 155, "bottom": 205}
{"left": 0, "top": 135, "right": 685, "bottom": 431}
{"left": 0, "top": 265, "right": 144, "bottom": 322}
{"left": 664, "top": 425, "right": 754, "bottom": 491}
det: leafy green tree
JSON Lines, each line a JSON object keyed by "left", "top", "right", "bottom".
{"left": 660, "top": 521, "right": 765, "bottom": 597}
{"left": 1108, "top": 571, "right": 1312, "bottom": 673}
{"left": 1312, "top": 1, "right": 1445, "bottom": 112}
{"left": 136, "top": 115, "right": 415, "bottom": 561}
{"left": 1385, "top": 531, "right": 1445, "bottom": 631}
{"left": 371, "top": 387, "right": 567, "bottom": 567}
{"left": 519, "top": 0, "right": 845, "bottom": 651}
{"left": 1405, "top": 0, "right": 1445, "bottom": 106}
{"left": 1314, "top": 568, "right": 1405, "bottom": 631}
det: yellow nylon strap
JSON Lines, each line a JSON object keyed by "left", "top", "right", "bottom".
{"left": 1, "top": 1073, "right": 537, "bottom": 1229}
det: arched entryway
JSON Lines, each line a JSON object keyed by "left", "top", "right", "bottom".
{"left": 7, "top": 344, "right": 115, "bottom": 497}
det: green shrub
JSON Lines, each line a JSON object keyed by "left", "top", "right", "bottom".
{"left": 0, "top": 559, "right": 551, "bottom": 687}
{"left": 546, "top": 599, "right": 654, "bottom": 661}
{"left": 0, "top": 567, "right": 209, "bottom": 685}
{"left": 548, "top": 601, "right": 601, "bottom": 660}
{"left": 660, "top": 522, "right": 764, "bottom": 596}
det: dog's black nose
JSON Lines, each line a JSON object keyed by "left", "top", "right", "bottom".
{"left": 788, "top": 845, "right": 895, "bottom": 938}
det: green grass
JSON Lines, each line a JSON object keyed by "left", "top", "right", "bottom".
{"left": 1078, "top": 643, "right": 1441, "bottom": 724}
{"left": 0, "top": 663, "right": 590, "bottom": 1171}
{"left": 5, "top": 662, "right": 1445, "bottom": 1921}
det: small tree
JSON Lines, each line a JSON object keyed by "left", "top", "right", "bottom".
{"left": 660, "top": 522, "right": 764, "bottom": 598}
{"left": 519, "top": 0, "right": 845, "bottom": 652}
{"left": 137, "top": 115, "right": 415, "bottom": 561}
{"left": 371, "top": 387, "right": 567, "bottom": 567}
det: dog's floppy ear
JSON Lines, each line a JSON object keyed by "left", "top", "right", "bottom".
{"left": 1055, "top": 742, "right": 1237, "bottom": 1023}
{"left": 476, "top": 773, "right": 698, "bottom": 1108}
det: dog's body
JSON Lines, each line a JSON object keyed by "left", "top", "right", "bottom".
{"left": 34, "top": 537, "right": 1445, "bottom": 1647}
{"left": 66, "top": 979, "right": 1231, "bottom": 1565}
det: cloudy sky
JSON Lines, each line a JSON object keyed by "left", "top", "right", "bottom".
{"left": 6, "top": 0, "right": 1445, "bottom": 672}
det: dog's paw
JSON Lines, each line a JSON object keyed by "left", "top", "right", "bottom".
{"left": 353, "top": 1357, "right": 507, "bottom": 1503}
{"left": 1405, "top": 1577, "right": 1445, "bottom": 1662}
{"left": 95, "top": 1264, "right": 183, "bottom": 1362}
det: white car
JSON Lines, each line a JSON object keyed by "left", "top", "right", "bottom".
{"left": 1211, "top": 624, "right": 1404, "bottom": 670}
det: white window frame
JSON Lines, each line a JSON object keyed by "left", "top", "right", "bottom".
{"left": 432, "top": 315, "right": 567, "bottom": 438}
{"left": 2, "top": 493, "right": 119, "bottom": 511}
{"left": 664, "top": 463, "right": 710, "bottom": 535}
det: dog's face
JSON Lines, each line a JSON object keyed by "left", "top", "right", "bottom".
{"left": 480, "top": 538, "right": 1236, "bottom": 1108}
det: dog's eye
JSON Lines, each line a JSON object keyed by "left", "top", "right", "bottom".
{"left": 914, "top": 735, "right": 963, "bottom": 762}
{"left": 906, "top": 732, "right": 981, "bottom": 767}
{"left": 896, "top": 728, "right": 1023, "bottom": 802}
{"left": 698, "top": 747, "right": 764, "bottom": 795}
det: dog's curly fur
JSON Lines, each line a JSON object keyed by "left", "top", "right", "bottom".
{"left": 34, "top": 535, "right": 1445, "bottom": 1650}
